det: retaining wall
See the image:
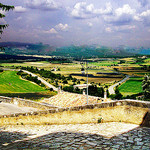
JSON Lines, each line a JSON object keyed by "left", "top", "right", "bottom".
{"left": 0, "top": 99, "right": 149, "bottom": 127}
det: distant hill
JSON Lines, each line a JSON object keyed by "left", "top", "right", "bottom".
{"left": 53, "top": 45, "right": 135, "bottom": 58}
{"left": 0, "top": 42, "right": 149, "bottom": 58}
{"left": 0, "top": 42, "right": 55, "bottom": 56}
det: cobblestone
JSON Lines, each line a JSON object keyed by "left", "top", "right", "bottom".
{"left": 0, "top": 122, "right": 149, "bottom": 150}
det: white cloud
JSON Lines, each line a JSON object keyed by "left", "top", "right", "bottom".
{"left": 115, "top": 4, "right": 136, "bottom": 16}
{"left": 115, "top": 25, "right": 136, "bottom": 31}
{"left": 14, "top": 6, "right": 27, "bottom": 13}
{"left": 134, "top": 10, "right": 150, "bottom": 25}
{"left": 26, "top": 0, "right": 60, "bottom": 11}
{"left": 104, "top": 4, "right": 136, "bottom": 25}
{"left": 47, "top": 28, "right": 58, "bottom": 34}
{"left": 93, "top": 2, "right": 112, "bottom": 15}
{"left": 140, "top": 9, "right": 150, "bottom": 17}
{"left": 41, "top": 28, "right": 58, "bottom": 34}
{"left": 105, "top": 27, "right": 112, "bottom": 32}
{"left": 55, "top": 23, "right": 69, "bottom": 31}
{"left": 71, "top": 2, "right": 112, "bottom": 19}
{"left": 87, "top": 22, "right": 93, "bottom": 27}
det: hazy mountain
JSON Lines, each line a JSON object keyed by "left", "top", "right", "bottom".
{"left": 0, "top": 42, "right": 149, "bottom": 58}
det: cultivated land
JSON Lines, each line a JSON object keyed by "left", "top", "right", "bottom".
{"left": 0, "top": 56, "right": 150, "bottom": 99}
{"left": 0, "top": 71, "right": 56, "bottom": 99}
{"left": 0, "top": 56, "right": 150, "bottom": 149}
{"left": 119, "top": 77, "right": 143, "bottom": 96}
{"left": 0, "top": 71, "right": 46, "bottom": 93}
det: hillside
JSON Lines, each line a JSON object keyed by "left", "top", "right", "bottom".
{"left": 1, "top": 42, "right": 149, "bottom": 58}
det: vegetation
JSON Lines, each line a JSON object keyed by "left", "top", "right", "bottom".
{"left": 63, "top": 84, "right": 104, "bottom": 97}
{"left": 0, "top": 3, "right": 14, "bottom": 35}
{"left": 109, "top": 86, "right": 123, "bottom": 100}
{"left": 0, "top": 70, "right": 56, "bottom": 99}
{"left": 0, "top": 71, "right": 47, "bottom": 93}
{"left": 142, "top": 75, "right": 150, "bottom": 100}
{"left": 0, "top": 3, "right": 14, "bottom": 50}
{"left": 118, "top": 77, "right": 143, "bottom": 96}
{"left": 17, "top": 71, "right": 45, "bottom": 87}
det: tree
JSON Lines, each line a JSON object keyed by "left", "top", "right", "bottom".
{"left": 0, "top": 3, "right": 14, "bottom": 50}
{"left": 0, "top": 3, "right": 14, "bottom": 35}
{"left": 142, "top": 75, "right": 150, "bottom": 99}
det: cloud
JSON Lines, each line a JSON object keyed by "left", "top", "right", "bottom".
{"left": 55, "top": 23, "right": 69, "bottom": 31}
{"left": 14, "top": 6, "right": 27, "bottom": 13}
{"left": 94, "top": 2, "right": 112, "bottom": 15}
{"left": 134, "top": 9, "right": 150, "bottom": 25}
{"left": 71, "top": 2, "right": 112, "bottom": 19}
{"left": 140, "top": 9, "right": 150, "bottom": 17}
{"left": 26, "top": 0, "right": 60, "bottom": 11}
{"left": 115, "top": 4, "right": 136, "bottom": 16}
{"left": 139, "top": 10, "right": 150, "bottom": 25}
{"left": 137, "top": 0, "right": 150, "bottom": 7}
{"left": 115, "top": 25, "right": 136, "bottom": 32}
{"left": 87, "top": 22, "right": 93, "bottom": 27}
{"left": 104, "top": 4, "right": 136, "bottom": 25}
{"left": 44, "top": 28, "right": 58, "bottom": 34}
{"left": 105, "top": 27, "right": 112, "bottom": 32}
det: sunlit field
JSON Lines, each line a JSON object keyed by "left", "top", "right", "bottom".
{"left": 0, "top": 71, "right": 56, "bottom": 99}
{"left": 119, "top": 77, "right": 143, "bottom": 96}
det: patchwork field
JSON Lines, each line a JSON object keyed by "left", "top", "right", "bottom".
{"left": 0, "top": 56, "right": 149, "bottom": 99}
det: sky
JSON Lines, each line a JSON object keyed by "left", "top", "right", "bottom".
{"left": 1, "top": 0, "right": 150, "bottom": 47}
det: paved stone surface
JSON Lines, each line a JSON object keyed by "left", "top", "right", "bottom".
{"left": 0, "top": 122, "right": 149, "bottom": 150}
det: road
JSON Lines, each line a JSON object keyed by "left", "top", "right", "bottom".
{"left": 108, "top": 75, "right": 130, "bottom": 95}
{"left": 22, "top": 70, "right": 58, "bottom": 91}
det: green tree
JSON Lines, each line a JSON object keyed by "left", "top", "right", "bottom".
{"left": 0, "top": 3, "right": 14, "bottom": 50}
{"left": 142, "top": 75, "right": 150, "bottom": 99}
{"left": 0, "top": 3, "right": 14, "bottom": 35}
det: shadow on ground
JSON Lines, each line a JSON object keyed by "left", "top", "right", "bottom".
{"left": 0, "top": 127, "right": 149, "bottom": 150}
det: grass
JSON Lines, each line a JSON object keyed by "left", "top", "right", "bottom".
{"left": 119, "top": 77, "right": 143, "bottom": 96}
{"left": 0, "top": 71, "right": 47, "bottom": 93}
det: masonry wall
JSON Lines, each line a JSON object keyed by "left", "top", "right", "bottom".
{"left": 0, "top": 99, "right": 149, "bottom": 127}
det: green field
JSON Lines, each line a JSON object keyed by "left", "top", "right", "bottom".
{"left": 89, "top": 61, "right": 118, "bottom": 66}
{"left": 0, "top": 71, "right": 47, "bottom": 93}
{"left": 119, "top": 77, "right": 143, "bottom": 96}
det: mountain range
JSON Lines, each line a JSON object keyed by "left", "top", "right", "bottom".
{"left": 0, "top": 42, "right": 149, "bottom": 58}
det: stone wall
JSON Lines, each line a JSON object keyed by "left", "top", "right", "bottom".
{"left": 0, "top": 96, "right": 58, "bottom": 110}
{"left": 0, "top": 98, "right": 149, "bottom": 127}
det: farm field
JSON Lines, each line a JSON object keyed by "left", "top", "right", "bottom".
{"left": 0, "top": 56, "right": 149, "bottom": 94}
{"left": 1, "top": 61, "right": 124, "bottom": 85}
{"left": 89, "top": 61, "right": 119, "bottom": 66}
{"left": 0, "top": 71, "right": 56, "bottom": 99}
{"left": 119, "top": 77, "right": 143, "bottom": 96}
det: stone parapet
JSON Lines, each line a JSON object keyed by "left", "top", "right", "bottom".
{"left": 0, "top": 98, "right": 149, "bottom": 127}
